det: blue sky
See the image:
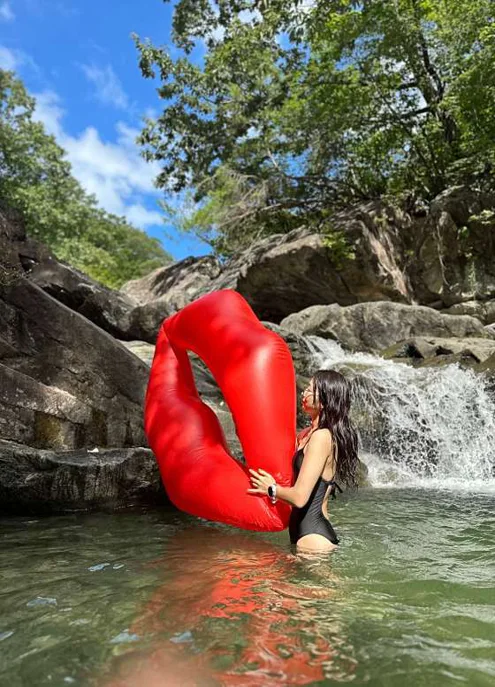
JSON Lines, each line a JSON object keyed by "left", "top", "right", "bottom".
{"left": 0, "top": 0, "right": 210, "bottom": 260}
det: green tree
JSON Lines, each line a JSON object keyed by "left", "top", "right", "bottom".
{"left": 0, "top": 70, "right": 172, "bottom": 288}
{"left": 135, "top": 0, "right": 495, "bottom": 256}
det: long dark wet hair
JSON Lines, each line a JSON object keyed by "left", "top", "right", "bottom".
{"left": 312, "top": 369, "right": 359, "bottom": 488}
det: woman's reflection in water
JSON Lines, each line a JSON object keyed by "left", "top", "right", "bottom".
{"left": 97, "top": 524, "right": 356, "bottom": 687}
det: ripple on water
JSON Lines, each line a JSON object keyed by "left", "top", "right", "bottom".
{"left": 0, "top": 491, "right": 494, "bottom": 687}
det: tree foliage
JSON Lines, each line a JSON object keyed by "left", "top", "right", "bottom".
{"left": 135, "top": 0, "right": 495, "bottom": 256}
{"left": 0, "top": 70, "right": 172, "bottom": 288}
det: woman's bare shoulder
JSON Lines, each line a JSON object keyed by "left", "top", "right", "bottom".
{"left": 307, "top": 428, "right": 333, "bottom": 447}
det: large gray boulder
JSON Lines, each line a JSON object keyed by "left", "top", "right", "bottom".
{"left": 200, "top": 208, "right": 414, "bottom": 322}
{"left": 281, "top": 301, "right": 490, "bottom": 353}
{"left": 114, "top": 187, "right": 495, "bottom": 325}
{"left": 127, "top": 297, "right": 173, "bottom": 343}
{"left": 442, "top": 299, "right": 495, "bottom": 325}
{"left": 0, "top": 440, "right": 168, "bottom": 514}
{"left": 0, "top": 277, "right": 149, "bottom": 449}
{"left": 1, "top": 203, "right": 166, "bottom": 342}
{"left": 121, "top": 255, "right": 221, "bottom": 309}
{"left": 411, "top": 186, "right": 495, "bottom": 306}
{"left": 27, "top": 256, "right": 138, "bottom": 340}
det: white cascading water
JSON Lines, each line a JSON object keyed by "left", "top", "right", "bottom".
{"left": 307, "top": 336, "right": 495, "bottom": 491}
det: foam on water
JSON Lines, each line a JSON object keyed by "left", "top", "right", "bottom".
{"left": 308, "top": 336, "right": 495, "bottom": 491}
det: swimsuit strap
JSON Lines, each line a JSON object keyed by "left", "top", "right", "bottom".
{"left": 296, "top": 431, "right": 342, "bottom": 497}
{"left": 296, "top": 428, "right": 315, "bottom": 451}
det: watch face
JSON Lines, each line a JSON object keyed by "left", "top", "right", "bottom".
{"left": 268, "top": 485, "right": 275, "bottom": 497}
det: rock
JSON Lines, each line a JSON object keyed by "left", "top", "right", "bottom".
{"left": 381, "top": 336, "right": 495, "bottom": 365}
{"left": 121, "top": 341, "right": 156, "bottom": 366}
{"left": 127, "top": 296, "right": 172, "bottom": 343}
{"left": 201, "top": 207, "right": 414, "bottom": 321}
{"left": 417, "top": 352, "right": 480, "bottom": 369}
{"left": 411, "top": 186, "right": 495, "bottom": 306}
{"left": 27, "top": 256, "right": 138, "bottom": 340}
{"left": 0, "top": 204, "right": 41, "bottom": 287}
{"left": 429, "top": 185, "right": 495, "bottom": 227}
{"left": 199, "top": 186, "right": 495, "bottom": 321}
{"left": 442, "top": 300, "right": 495, "bottom": 325}
{"left": 0, "top": 440, "right": 169, "bottom": 514}
{"left": 1, "top": 203, "right": 166, "bottom": 342}
{"left": 118, "top": 187, "right": 495, "bottom": 325}
{"left": 280, "top": 301, "right": 490, "bottom": 353}
{"left": 0, "top": 277, "right": 149, "bottom": 449}
{"left": 121, "top": 255, "right": 221, "bottom": 308}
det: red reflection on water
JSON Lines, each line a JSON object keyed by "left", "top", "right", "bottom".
{"left": 99, "top": 526, "right": 354, "bottom": 687}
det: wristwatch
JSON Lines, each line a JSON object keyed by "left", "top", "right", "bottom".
{"left": 267, "top": 484, "right": 277, "bottom": 504}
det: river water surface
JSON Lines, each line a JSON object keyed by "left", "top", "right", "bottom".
{"left": 1, "top": 487, "right": 494, "bottom": 686}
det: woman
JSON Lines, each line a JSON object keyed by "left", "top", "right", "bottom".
{"left": 248, "top": 369, "right": 359, "bottom": 553}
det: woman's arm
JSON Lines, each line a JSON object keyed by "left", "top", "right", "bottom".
{"left": 248, "top": 429, "right": 332, "bottom": 508}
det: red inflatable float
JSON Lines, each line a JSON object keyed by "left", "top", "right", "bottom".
{"left": 144, "top": 289, "right": 296, "bottom": 531}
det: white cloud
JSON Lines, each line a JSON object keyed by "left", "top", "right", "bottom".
{"left": 33, "top": 90, "right": 65, "bottom": 137}
{"left": 0, "top": 44, "right": 40, "bottom": 74}
{"left": 80, "top": 63, "right": 129, "bottom": 110}
{"left": 125, "top": 204, "right": 163, "bottom": 227}
{"left": 0, "top": 45, "right": 18, "bottom": 70}
{"left": 0, "top": 2, "right": 14, "bottom": 21}
{"left": 33, "top": 90, "right": 163, "bottom": 229}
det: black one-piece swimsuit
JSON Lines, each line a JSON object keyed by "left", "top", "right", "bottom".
{"left": 288, "top": 447, "right": 340, "bottom": 546}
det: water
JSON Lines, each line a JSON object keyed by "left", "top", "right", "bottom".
{"left": 308, "top": 336, "right": 495, "bottom": 491}
{"left": 1, "top": 490, "right": 494, "bottom": 687}
{"left": 2, "top": 340, "right": 495, "bottom": 685}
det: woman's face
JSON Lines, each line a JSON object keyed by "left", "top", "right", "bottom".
{"left": 301, "top": 378, "right": 320, "bottom": 414}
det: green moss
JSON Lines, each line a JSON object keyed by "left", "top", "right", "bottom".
{"left": 321, "top": 225, "right": 355, "bottom": 267}
{"left": 0, "top": 263, "right": 22, "bottom": 288}
{"left": 33, "top": 412, "right": 69, "bottom": 450}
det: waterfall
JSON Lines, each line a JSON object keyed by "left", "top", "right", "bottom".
{"left": 307, "top": 336, "right": 495, "bottom": 491}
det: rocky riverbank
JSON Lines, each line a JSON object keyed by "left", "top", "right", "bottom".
{"left": 2, "top": 184, "right": 495, "bottom": 513}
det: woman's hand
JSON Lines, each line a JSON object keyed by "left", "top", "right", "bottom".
{"left": 247, "top": 468, "right": 276, "bottom": 496}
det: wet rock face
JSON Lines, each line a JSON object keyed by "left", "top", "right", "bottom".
{"left": 0, "top": 441, "right": 170, "bottom": 515}
{"left": 0, "top": 278, "right": 149, "bottom": 450}
{"left": 280, "top": 301, "right": 490, "bottom": 353}
{"left": 381, "top": 336, "right": 495, "bottom": 369}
